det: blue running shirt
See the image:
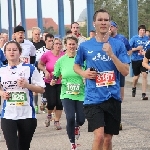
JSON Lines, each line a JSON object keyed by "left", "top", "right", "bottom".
{"left": 75, "top": 37, "right": 130, "bottom": 105}
{"left": 130, "top": 35, "right": 150, "bottom": 61}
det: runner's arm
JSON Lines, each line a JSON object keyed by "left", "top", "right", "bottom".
{"left": 38, "top": 60, "right": 47, "bottom": 73}
{"left": 142, "top": 50, "right": 150, "bottom": 69}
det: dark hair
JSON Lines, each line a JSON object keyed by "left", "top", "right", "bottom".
{"left": 45, "top": 33, "right": 54, "bottom": 41}
{"left": 93, "top": 9, "right": 110, "bottom": 22}
{"left": 146, "top": 30, "right": 150, "bottom": 32}
{"left": 63, "top": 35, "right": 78, "bottom": 45}
{"left": 138, "top": 25, "right": 146, "bottom": 31}
{"left": 4, "top": 41, "right": 22, "bottom": 53}
{"left": 71, "top": 22, "right": 79, "bottom": 28}
{"left": 66, "top": 30, "right": 72, "bottom": 35}
{"left": 90, "top": 30, "right": 96, "bottom": 33}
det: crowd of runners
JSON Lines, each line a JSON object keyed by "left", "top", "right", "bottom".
{"left": 0, "top": 8, "right": 150, "bottom": 150}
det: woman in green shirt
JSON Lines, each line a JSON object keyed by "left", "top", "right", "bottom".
{"left": 50, "top": 35, "right": 85, "bottom": 150}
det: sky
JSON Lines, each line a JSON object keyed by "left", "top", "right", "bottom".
{"left": 1, "top": 0, "right": 87, "bottom": 29}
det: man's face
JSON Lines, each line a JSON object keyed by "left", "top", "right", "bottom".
{"left": 109, "top": 25, "right": 117, "bottom": 37}
{"left": 45, "top": 37, "right": 54, "bottom": 49}
{"left": 146, "top": 31, "right": 150, "bottom": 37}
{"left": 32, "top": 29, "right": 40, "bottom": 42}
{"left": 3, "top": 34, "right": 8, "bottom": 42}
{"left": 14, "top": 31, "right": 24, "bottom": 42}
{"left": 139, "top": 29, "right": 146, "bottom": 37}
{"left": 93, "top": 12, "right": 110, "bottom": 34}
{"left": 71, "top": 23, "right": 80, "bottom": 35}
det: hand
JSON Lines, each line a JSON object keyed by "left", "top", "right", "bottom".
{"left": 137, "top": 46, "right": 143, "bottom": 51}
{"left": 50, "top": 79, "right": 57, "bottom": 86}
{"left": 102, "top": 42, "right": 114, "bottom": 57}
{"left": 128, "top": 50, "right": 132, "bottom": 55}
{"left": 17, "top": 78, "right": 29, "bottom": 88}
{"left": 1, "top": 91, "right": 10, "bottom": 100}
{"left": 141, "top": 50, "right": 146, "bottom": 55}
{"left": 81, "top": 68, "right": 97, "bottom": 79}
{"left": 44, "top": 71, "right": 50, "bottom": 80}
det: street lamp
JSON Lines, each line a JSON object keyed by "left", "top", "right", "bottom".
{"left": 69, "top": 0, "right": 74, "bottom": 23}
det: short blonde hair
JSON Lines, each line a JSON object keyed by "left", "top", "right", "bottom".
{"left": 32, "top": 27, "right": 41, "bottom": 32}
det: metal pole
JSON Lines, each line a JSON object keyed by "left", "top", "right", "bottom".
{"left": 8, "top": 0, "right": 13, "bottom": 41}
{"left": 69, "top": 0, "right": 74, "bottom": 23}
{"left": 128, "top": 0, "right": 138, "bottom": 77}
{"left": 20, "top": 0, "right": 27, "bottom": 38}
{"left": 58, "top": 0, "right": 65, "bottom": 38}
{"left": 13, "top": 0, "right": 16, "bottom": 27}
{"left": 37, "top": 0, "right": 43, "bottom": 33}
{"left": 86, "top": 0, "right": 94, "bottom": 37}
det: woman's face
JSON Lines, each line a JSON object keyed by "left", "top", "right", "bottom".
{"left": 65, "top": 39, "right": 77, "bottom": 53}
{"left": 5, "top": 43, "right": 21, "bottom": 62}
{"left": 53, "top": 39, "right": 62, "bottom": 51}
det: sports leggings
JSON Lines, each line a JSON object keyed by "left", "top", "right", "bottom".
{"left": 1, "top": 118, "right": 37, "bottom": 150}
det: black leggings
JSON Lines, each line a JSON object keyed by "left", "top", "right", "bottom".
{"left": 45, "top": 83, "right": 63, "bottom": 110}
{"left": 1, "top": 118, "right": 37, "bottom": 150}
{"left": 62, "top": 99, "right": 85, "bottom": 143}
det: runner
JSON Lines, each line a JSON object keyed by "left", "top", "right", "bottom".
{"left": 51, "top": 35, "right": 85, "bottom": 150}
{"left": 109, "top": 20, "right": 132, "bottom": 130}
{"left": 0, "top": 41, "right": 45, "bottom": 150}
{"left": 31, "top": 27, "right": 46, "bottom": 114}
{"left": 74, "top": 9, "right": 130, "bottom": 150}
{"left": 13, "top": 25, "right": 36, "bottom": 64}
{"left": 35, "top": 33, "right": 54, "bottom": 113}
{"left": 130, "top": 24, "right": 150, "bottom": 100}
{"left": 38, "top": 38, "right": 64, "bottom": 129}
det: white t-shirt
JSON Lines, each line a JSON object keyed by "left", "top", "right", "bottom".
{"left": 0, "top": 62, "right": 45, "bottom": 120}
{"left": 36, "top": 46, "right": 49, "bottom": 62}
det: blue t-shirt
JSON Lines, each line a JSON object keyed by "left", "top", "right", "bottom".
{"left": 0, "top": 49, "right": 6, "bottom": 66}
{"left": 114, "top": 34, "right": 131, "bottom": 51}
{"left": 74, "top": 37, "right": 130, "bottom": 105}
{"left": 129, "top": 35, "right": 150, "bottom": 61}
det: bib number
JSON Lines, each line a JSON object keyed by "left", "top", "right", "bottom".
{"left": 66, "top": 83, "right": 80, "bottom": 95}
{"left": 8, "top": 91, "right": 27, "bottom": 106}
{"left": 20, "top": 57, "right": 30, "bottom": 63}
{"left": 96, "top": 71, "right": 116, "bottom": 87}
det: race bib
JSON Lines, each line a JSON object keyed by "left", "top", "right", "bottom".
{"left": 66, "top": 83, "right": 80, "bottom": 95}
{"left": 7, "top": 91, "right": 27, "bottom": 106}
{"left": 20, "top": 56, "right": 30, "bottom": 63}
{"left": 96, "top": 71, "right": 116, "bottom": 87}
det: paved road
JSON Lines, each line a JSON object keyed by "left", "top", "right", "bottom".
{"left": 1, "top": 81, "right": 150, "bottom": 150}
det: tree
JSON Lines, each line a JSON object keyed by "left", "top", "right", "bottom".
{"left": 94, "top": 0, "right": 150, "bottom": 38}
{"left": 43, "top": 26, "right": 56, "bottom": 35}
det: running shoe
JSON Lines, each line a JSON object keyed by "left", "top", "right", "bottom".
{"left": 54, "top": 121, "right": 62, "bottom": 130}
{"left": 71, "top": 143, "right": 77, "bottom": 150}
{"left": 75, "top": 127, "right": 80, "bottom": 140}
{"left": 132, "top": 87, "right": 136, "bottom": 97}
{"left": 35, "top": 106, "right": 39, "bottom": 114}
{"left": 45, "top": 115, "right": 51, "bottom": 127}
{"left": 141, "top": 94, "right": 148, "bottom": 100}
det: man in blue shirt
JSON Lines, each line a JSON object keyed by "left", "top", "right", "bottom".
{"left": 110, "top": 21, "right": 131, "bottom": 100}
{"left": 130, "top": 25, "right": 150, "bottom": 100}
{"left": 74, "top": 9, "right": 130, "bottom": 150}
{"left": 109, "top": 20, "right": 132, "bottom": 130}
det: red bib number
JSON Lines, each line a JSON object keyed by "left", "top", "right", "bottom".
{"left": 96, "top": 71, "right": 116, "bottom": 87}
{"left": 20, "top": 56, "right": 30, "bottom": 63}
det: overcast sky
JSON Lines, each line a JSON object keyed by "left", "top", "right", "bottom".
{"left": 1, "top": 0, "right": 87, "bottom": 28}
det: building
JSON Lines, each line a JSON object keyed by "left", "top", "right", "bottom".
{"left": 20, "top": 18, "right": 70, "bottom": 38}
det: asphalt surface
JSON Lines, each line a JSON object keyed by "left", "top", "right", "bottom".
{"left": 1, "top": 75, "right": 150, "bottom": 150}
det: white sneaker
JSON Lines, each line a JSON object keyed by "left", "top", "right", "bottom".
{"left": 71, "top": 143, "right": 77, "bottom": 150}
